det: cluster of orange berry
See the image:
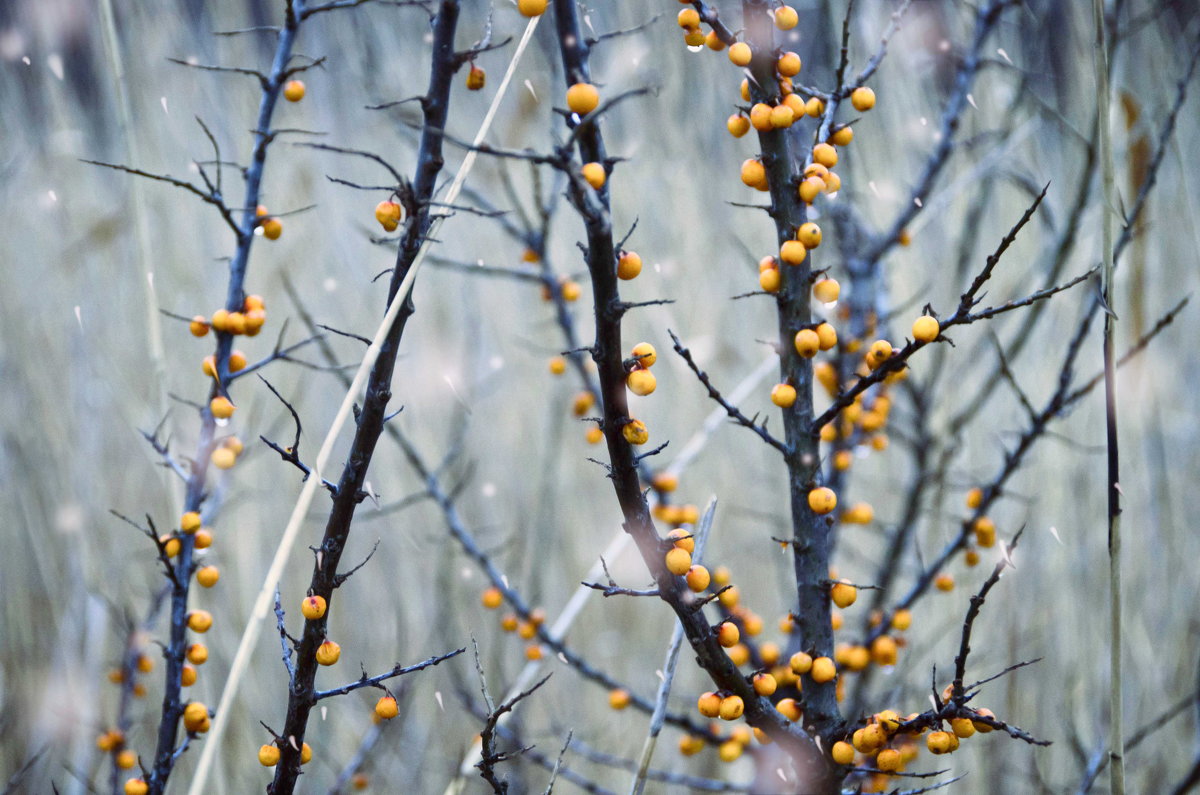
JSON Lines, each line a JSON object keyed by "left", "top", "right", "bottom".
{"left": 481, "top": 586, "right": 550, "bottom": 661}
{"left": 192, "top": 293, "right": 267, "bottom": 342}
{"left": 96, "top": 727, "right": 139, "bottom": 775}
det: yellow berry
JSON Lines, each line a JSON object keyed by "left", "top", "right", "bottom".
{"left": 651, "top": 472, "right": 678, "bottom": 493}
{"left": 210, "top": 396, "right": 235, "bottom": 419}
{"left": 966, "top": 487, "right": 983, "bottom": 509}
{"left": 465, "top": 64, "right": 486, "bottom": 91}
{"left": 759, "top": 267, "right": 781, "bottom": 293}
{"left": 196, "top": 566, "right": 220, "bottom": 588}
{"left": 301, "top": 595, "right": 327, "bottom": 620}
{"left": 808, "top": 486, "right": 837, "bottom": 515}
{"left": 794, "top": 328, "right": 820, "bottom": 358}
{"left": 183, "top": 701, "right": 209, "bottom": 732}
{"left": 549, "top": 356, "right": 566, "bottom": 375}
{"left": 769, "top": 104, "right": 795, "bottom": 129}
{"left": 301, "top": 742, "right": 313, "bottom": 764}
{"left": 753, "top": 672, "right": 777, "bottom": 696}
{"left": 617, "top": 251, "right": 642, "bottom": 280}
{"left": 951, "top": 717, "right": 976, "bottom": 738}
{"left": 187, "top": 610, "right": 213, "bottom": 633}
{"left": 728, "top": 41, "right": 752, "bottom": 66}
{"left": 830, "top": 125, "right": 854, "bottom": 146}
{"left": 677, "top": 7, "right": 700, "bottom": 28}
{"left": 566, "top": 83, "right": 600, "bottom": 115}
{"left": 517, "top": 0, "right": 548, "bottom": 16}
{"left": 771, "top": 383, "right": 797, "bottom": 408}
{"left": 830, "top": 581, "right": 857, "bottom": 608}
{"left": 560, "top": 280, "right": 582, "bottom": 301}
{"left": 116, "top": 749, "right": 137, "bottom": 769}
{"left": 866, "top": 339, "right": 893, "bottom": 369}
{"left": 211, "top": 447, "right": 236, "bottom": 470}
{"left": 283, "top": 80, "right": 305, "bottom": 102}
{"left": 572, "top": 391, "right": 595, "bottom": 416}
{"left": 718, "top": 739, "right": 743, "bottom": 762}
{"left": 810, "top": 656, "right": 837, "bottom": 683}
{"left": 665, "top": 547, "right": 692, "bottom": 576}
{"left": 841, "top": 503, "right": 874, "bottom": 524}
{"left": 727, "top": 113, "right": 751, "bottom": 138}
{"left": 608, "top": 688, "right": 631, "bottom": 710}
{"left": 627, "top": 369, "right": 656, "bottom": 396}
{"left": 719, "top": 694, "right": 745, "bottom": 721}
{"left": 777, "top": 51, "right": 801, "bottom": 76}
{"left": 813, "top": 278, "right": 840, "bottom": 303}
{"left": 790, "top": 652, "right": 813, "bottom": 675}
{"left": 698, "top": 691, "right": 722, "bottom": 718}
{"left": 776, "top": 697, "right": 801, "bottom": 721}
{"left": 124, "top": 779, "right": 149, "bottom": 795}
{"left": 812, "top": 143, "right": 838, "bottom": 168}
{"left": 181, "top": 511, "right": 202, "bottom": 534}
{"left": 481, "top": 587, "right": 503, "bottom": 609}
{"left": 375, "top": 695, "right": 399, "bottom": 720}
{"left": 796, "top": 222, "right": 821, "bottom": 248}
{"left": 740, "top": 158, "right": 766, "bottom": 188}
{"left": 815, "top": 323, "right": 838, "bottom": 352}
{"left": 851, "top": 86, "right": 876, "bottom": 111}
{"left": 927, "top": 730, "right": 955, "bottom": 754}
{"left": 912, "top": 315, "right": 940, "bottom": 343}
{"left": 871, "top": 635, "right": 898, "bottom": 666}
{"left": 180, "top": 664, "right": 198, "bottom": 686}
{"left": 876, "top": 748, "right": 902, "bottom": 772}
{"left": 258, "top": 744, "right": 281, "bottom": 766}
{"left": 678, "top": 565, "right": 708, "bottom": 594}
{"left": 891, "top": 609, "right": 912, "bottom": 631}
{"left": 775, "top": 4, "right": 798, "bottom": 29}
{"left": 623, "top": 419, "right": 649, "bottom": 445}
{"left": 831, "top": 740, "right": 855, "bottom": 765}
{"left": 625, "top": 344, "right": 656, "bottom": 372}
{"left": 780, "top": 239, "right": 807, "bottom": 265}
{"left": 799, "top": 176, "right": 825, "bottom": 203}
{"left": 935, "top": 573, "right": 955, "bottom": 592}
{"left": 581, "top": 161, "right": 606, "bottom": 190}
{"left": 316, "top": 640, "right": 341, "bottom": 666}
{"left": 189, "top": 316, "right": 210, "bottom": 337}
{"left": 805, "top": 96, "right": 824, "bottom": 117}
{"left": 716, "top": 622, "right": 740, "bottom": 647}
{"left": 585, "top": 426, "right": 604, "bottom": 444}
{"left": 261, "top": 217, "right": 283, "bottom": 239}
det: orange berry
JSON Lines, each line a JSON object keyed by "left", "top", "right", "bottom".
{"left": 609, "top": 688, "right": 631, "bottom": 710}
{"left": 812, "top": 142, "right": 838, "bottom": 168}
{"left": 808, "top": 486, "right": 837, "bottom": 515}
{"left": 777, "top": 51, "right": 802, "bottom": 77}
{"left": 481, "top": 587, "right": 503, "bottom": 609}
{"left": 566, "top": 83, "right": 600, "bottom": 115}
{"left": 196, "top": 566, "right": 220, "bottom": 588}
{"left": 517, "top": 0, "right": 548, "bottom": 16}
{"left": 258, "top": 744, "right": 281, "bottom": 766}
{"left": 780, "top": 239, "right": 807, "bottom": 265}
{"left": 912, "top": 315, "right": 940, "bottom": 343}
{"left": 728, "top": 42, "right": 752, "bottom": 66}
{"left": 581, "top": 161, "right": 606, "bottom": 190}
{"left": 665, "top": 547, "right": 692, "bottom": 576}
{"left": 685, "top": 565, "right": 711, "bottom": 592}
{"left": 796, "top": 222, "right": 821, "bottom": 248}
{"left": 187, "top": 610, "right": 213, "bottom": 633}
{"left": 753, "top": 672, "right": 777, "bottom": 696}
{"left": 830, "top": 125, "right": 854, "bottom": 146}
{"left": 189, "top": 316, "right": 210, "bottom": 337}
{"left": 810, "top": 656, "right": 837, "bottom": 683}
{"left": 774, "top": 4, "right": 798, "bottom": 29}
{"left": 375, "top": 695, "right": 399, "bottom": 720}
{"left": 697, "top": 691, "right": 722, "bottom": 718}
{"left": 316, "top": 640, "right": 341, "bottom": 666}
{"left": 771, "top": 383, "right": 797, "bottom": 408}
{"left": 623, "top": 419, "right": 649, "bottom": 445}
{"left": 727, "top": 113, "right": 751, "bottom": 138}
{"left": 210, "top": 396, "right": 235, "bottom": 419}
{"left": 283, "top": 80, "right": 305, "bottom": 102}
{"left": 830, "top": 581, "right": 857, "bottom": 608}
{"left": 716, "top": 622, "right": 740, "bottom": 647}
{"left": 301, "top": 594, "right": 327, "bottom": 620}
{"left": 831, "top": 740, "right": 855, "bottom": 765}
{"left": 617, "top": 251, "right": 642, "bottom": 280}
{"left": 465, "top": 64, "right": 486, "bottom": 91}
{"left": 627, "top": 369, "right": 657, "bottom": 396}
{"left": 851, "top": 86, "right": 876, "bottom": 111}
{"left": 813, "top": 278, "right": 840, "bottom": 303}
{"left": 740, "top": 158, "right": 766, "bottom": 188}
{"left": 794, "top": 328, "right": 820, "bottom": 358}
{"left": 261, "top": 217, "right": 282, "bottom": 239}
{"left": 719, "top": 694, "right": 745, "bottom": 721}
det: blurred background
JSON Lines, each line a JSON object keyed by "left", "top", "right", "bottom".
{"left": 2, "top": 0, "right": 1199, "bottom": 792}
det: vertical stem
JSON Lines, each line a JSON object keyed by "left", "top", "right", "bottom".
{"left": 1093, "top": 0, "right": 1124, "bottom": 792}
